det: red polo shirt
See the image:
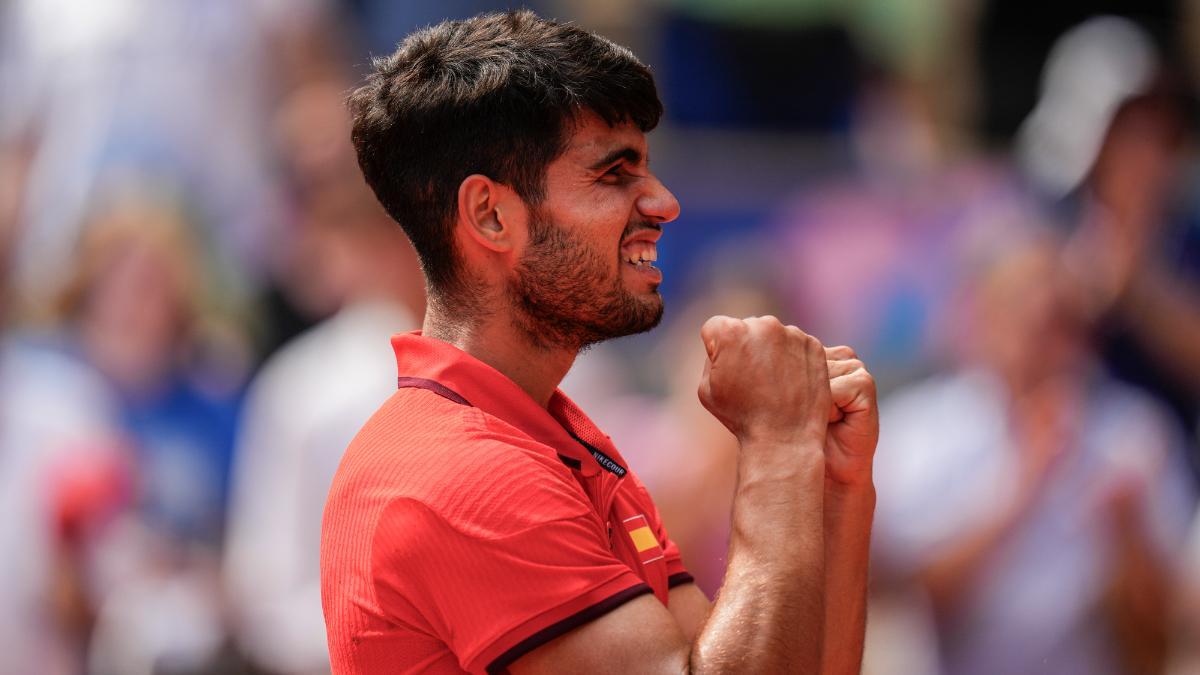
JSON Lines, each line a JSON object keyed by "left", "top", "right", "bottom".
{"left": 321, "top": 333, "right": 692, "bottom": 674}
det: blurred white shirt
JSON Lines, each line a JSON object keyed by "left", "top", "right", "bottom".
{"left": 223, "top": 300, "right": 415, "bottom": 674}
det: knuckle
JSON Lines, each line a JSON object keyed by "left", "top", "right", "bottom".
{"left": 785, "top": 324, "right": 809, "bottom": 342}
{"left": 832, "top": 345, "right": 857, "bottom": 358}
{"left": 703, "top": 314, "right": 734, "bottom": 332}
{"left": 753, "top": 315, "right": 783, "bottom": 332}
{"left": 750, "top": 316, "right": 785, "bottom": 341}
{"left": 853, "top": 367, "right": 877, "bottom": 389}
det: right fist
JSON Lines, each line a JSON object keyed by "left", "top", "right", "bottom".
{"left": 698, "top": 315, "right": 831, "bottom": 446}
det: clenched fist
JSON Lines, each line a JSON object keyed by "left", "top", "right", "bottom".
{"left": 697, "top": 315, "right": 879, "bottom": 485}
{"left": 823, "top": 346, "right": 879, "bottom": 486}
{"left": 698, "top": 315, "right": 831, "bottom": 448}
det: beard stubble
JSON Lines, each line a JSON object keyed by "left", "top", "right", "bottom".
{"left": 510, "top": 212, "right": 663, "bottom": 352}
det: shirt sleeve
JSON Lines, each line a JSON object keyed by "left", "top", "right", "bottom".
{"left": 370, "top": 458, "right": 651, "bottom": 674}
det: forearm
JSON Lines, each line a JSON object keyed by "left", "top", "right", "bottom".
{"left": 822, "top": 479, "right": 876, "bottom": 675}
{"left": 692, "top": 444, "right": 826, "bottom": 673}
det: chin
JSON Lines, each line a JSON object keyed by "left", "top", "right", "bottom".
{"left": 630, "top": 295, "right": 665, "bottom": 333}
{"left": 583, "top": 293, "right": 663, "bottom": 347}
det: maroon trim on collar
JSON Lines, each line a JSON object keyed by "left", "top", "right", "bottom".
{"left": 398, "top": 373, "right": 586, "bottom": 474}
{"left": 396, "top": 376, "right": 472, "bottom": 407}
{"left": 391, "top": 332, "right": 610, "bottom": 477}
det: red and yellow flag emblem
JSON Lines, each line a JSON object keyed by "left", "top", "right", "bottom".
{"left": 623, "top": 514, "right": 663, "bottom": 564}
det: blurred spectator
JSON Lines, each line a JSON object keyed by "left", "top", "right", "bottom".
{"left": 871, "top": 229, "right": 1195, "bottom": 675}
{"left": 1063, "top": 85, "right": 1200, "bottom": 474}
{"left": 31, "top": 193, "right": 250, "bottom": 675}
{"left": 0, "top": 145, "right": 131, "bottom": 675}
{"left": 223, "top": 82, "right": 424, "bottom": 675}
{"left": 53, "top": 196, "right": 246, "bottom": 547}
{"left": 1017, "top": 16, "right": 1200, "bottom": 475}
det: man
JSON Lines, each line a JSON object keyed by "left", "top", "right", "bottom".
{"left": 320, "top": 10, "right": 878, "bottom": 674}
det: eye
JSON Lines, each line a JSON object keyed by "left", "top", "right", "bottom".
{"left": 600, "top": 164, "right": 625, "bottom": 183}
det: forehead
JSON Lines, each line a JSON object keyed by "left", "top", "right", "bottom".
{"left": 559, "top": 111, "right": 647, "bottom": 164}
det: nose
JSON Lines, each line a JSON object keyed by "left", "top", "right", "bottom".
{"left": 637, "top": 173, "right": 681, "bottom": 224}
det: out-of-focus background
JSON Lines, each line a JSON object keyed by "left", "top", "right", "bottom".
{"left": 3, "top": 0, "right": 1200, "bottom": 673}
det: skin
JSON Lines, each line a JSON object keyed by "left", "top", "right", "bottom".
{"left": 424, "top": 111, "right": 879, "bottom": 673}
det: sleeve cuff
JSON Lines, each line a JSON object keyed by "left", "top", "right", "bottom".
{"left": 479, "top": 580, "right": 652, "bottom": 674}
{"left": 667, "top": 572, "right": 694, "bottom": 589}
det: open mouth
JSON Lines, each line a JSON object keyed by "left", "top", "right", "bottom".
{"left": 621, "top": 240, "right": 658, "bottom": 269}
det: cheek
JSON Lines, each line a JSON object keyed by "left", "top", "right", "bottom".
{"left": 539, "top": 183, "right": 637, "bottom": 248}
{"left": 548, "top": 206, "right": 626, "bottom": 254}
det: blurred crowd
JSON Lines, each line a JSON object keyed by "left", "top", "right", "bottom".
{"left": 2, "top": 0, "right": 1200, "bottom": 674}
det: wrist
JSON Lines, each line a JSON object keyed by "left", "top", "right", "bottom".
{"left": 824, "top": 459, "right": 875, "bottom": 491}
{"left": 737, "top": 419, "right": 827, "bottom": 449}
{"left": 824, "top": 477, "right": 876, "bottom": 509}
{"left": 736, "top": 441, "right": 826, "bottom": 515}
{"left": 738, "top": 438, "right": 826, "bottom": 479}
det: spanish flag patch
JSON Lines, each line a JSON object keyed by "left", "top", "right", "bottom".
{"left": 623, "top": 514, "right": 664, "bottom": 564}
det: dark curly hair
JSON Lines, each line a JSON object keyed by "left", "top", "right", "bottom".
{"left": 348, "top": 10, "right": 663, "bottom": 302}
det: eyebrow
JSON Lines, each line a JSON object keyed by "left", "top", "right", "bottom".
{"left": 587, "top": 146, "right": 644, "bottom": 171}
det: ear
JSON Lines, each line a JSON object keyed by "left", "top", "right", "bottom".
{"left": 457, "top": 174, "right": 514, "bottom": 253}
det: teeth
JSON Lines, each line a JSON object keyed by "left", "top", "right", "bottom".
{"left": 622, "top": 243, "right": 657, "bottom": 266}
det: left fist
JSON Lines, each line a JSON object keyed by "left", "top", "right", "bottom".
{"left": 823, "top": 346, "right": 879, "bottom": 486}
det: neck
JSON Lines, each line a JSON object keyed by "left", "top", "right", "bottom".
{"left": 422, "top": 295, "right": 576, "bottom": 408}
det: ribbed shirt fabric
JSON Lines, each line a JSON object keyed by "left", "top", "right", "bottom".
{"left": 320, "top": 333, "right": 691, "bottom": 674}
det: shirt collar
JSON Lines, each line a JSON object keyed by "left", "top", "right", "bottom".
{"left": 392, "top": 331, "right": 629, "bottom": 478}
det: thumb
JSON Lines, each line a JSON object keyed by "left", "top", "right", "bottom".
{"left": 829, "top": 399, "right": 844, "bottom": 423}
{"left": 700, "top": 315, "right": 739, "bottom": 362}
